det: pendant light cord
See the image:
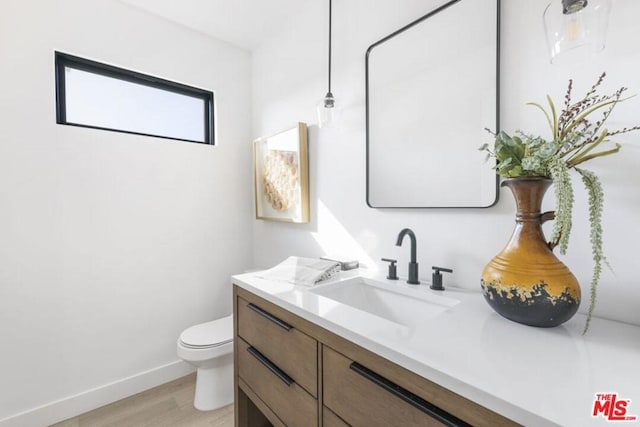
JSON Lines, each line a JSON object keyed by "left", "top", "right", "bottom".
{"left": 328, "top": 0, "right": 332, "bottom": 94}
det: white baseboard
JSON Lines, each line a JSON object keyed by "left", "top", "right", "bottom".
{"left": 0, "top": 360, "right": 195, "bottom": 427}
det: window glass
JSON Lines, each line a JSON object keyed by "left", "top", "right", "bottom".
{"left": 55, "top": 52, "right": 214, "bottom": 145}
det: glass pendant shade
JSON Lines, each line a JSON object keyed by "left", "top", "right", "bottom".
{"left": 543, "top": 0, "right": 611, "bottom": 63}
{"left": 317, "top": 92, "right": 335, "bottom": 128}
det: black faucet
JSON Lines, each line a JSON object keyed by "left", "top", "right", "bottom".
{"left": 396, "top": 228, "right": 419, "bottom": 284}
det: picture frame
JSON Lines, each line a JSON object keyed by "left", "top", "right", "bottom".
{"left": 254, "top": 123, "right": 309, "bottom": 223}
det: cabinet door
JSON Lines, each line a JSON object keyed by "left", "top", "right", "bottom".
{"left": 323, "top": 346, "right": 468, "bottom": 427}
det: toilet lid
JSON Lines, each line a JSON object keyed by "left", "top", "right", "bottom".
{"left": 180, "top": 315, "right": 233, "bottom": 348}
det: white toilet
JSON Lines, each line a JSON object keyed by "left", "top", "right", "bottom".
{"left": 177, "top": 315, "right": 234, "bottom": 411}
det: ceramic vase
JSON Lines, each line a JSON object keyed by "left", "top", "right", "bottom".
{"left": 481, "top": 177, "right": 581, "bottom": 327}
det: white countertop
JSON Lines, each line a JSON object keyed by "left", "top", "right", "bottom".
{"left": 231, "top": 270, "right": 640, "bottom": 427}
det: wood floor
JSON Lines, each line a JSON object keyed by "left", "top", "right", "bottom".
{"left": 52, "top": 373, "right": 234, "bottom": 427}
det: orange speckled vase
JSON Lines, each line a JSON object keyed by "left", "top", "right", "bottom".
{"left": 481, "top": 177, "right": 581, "bottom": 327}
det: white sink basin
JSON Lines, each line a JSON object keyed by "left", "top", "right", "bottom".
{"left": 309, "top": 276, "right": 459, "bottom": 327}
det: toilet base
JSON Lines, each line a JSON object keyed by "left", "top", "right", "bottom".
{"left": 193, "top": 352, "right": 234, "bottom": 411}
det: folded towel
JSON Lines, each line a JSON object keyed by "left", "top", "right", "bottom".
{"left": 257, "top": 256, "right": 341, "bottom": 286}
{"left": 320, "top": 255, "right": 359, "bottom": 271}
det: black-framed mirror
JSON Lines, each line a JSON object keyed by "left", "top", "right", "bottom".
{"left": 366, "top": 0, "right": 500, "bottom": 208}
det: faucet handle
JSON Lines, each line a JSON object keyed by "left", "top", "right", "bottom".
{"left": 381, "top": 258, "right": 398, "bottom": 280}
{"left": 431, "top": 266, "right": 453, "bottom": 291}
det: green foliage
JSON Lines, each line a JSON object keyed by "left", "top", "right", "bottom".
{"left": 487, "top": 131, "right": 558, "bottom": 177}
{"left": 576, "top": 168, "right": 605, "bottom": 334}
{"left": 547, "top": 156, "right": 573, "bottom": 255}
{"left": 482, "top": 73, "right": 640, "bottom": 333}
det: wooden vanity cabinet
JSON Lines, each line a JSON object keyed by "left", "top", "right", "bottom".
{"left": 233, "top": 285, "right": 520, "bottom": 427}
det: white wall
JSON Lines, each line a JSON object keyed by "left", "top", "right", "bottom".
{"left": 1, "top": 0, "right": 638, "bottom": 423}
{"left": 0, "top": 0, "right": 252, "bottom": 424}
{"left": 251, "top": 0, "right": 640, "bottom": 326}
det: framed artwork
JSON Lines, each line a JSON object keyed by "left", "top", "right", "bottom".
{"left": 254, "top": 123, "right": 309, "bottom": 223}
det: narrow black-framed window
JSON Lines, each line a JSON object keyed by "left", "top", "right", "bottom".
{"left": 55, "top": 51, "right": 215, "bottom": 145}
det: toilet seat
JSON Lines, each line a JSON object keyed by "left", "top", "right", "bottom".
{"left": 179, "top": 315, "right": 233, "bottom": 349}
{"left": 176, "top": 315, "right": 235, "bottom": 410}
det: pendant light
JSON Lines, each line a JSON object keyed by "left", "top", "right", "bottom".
{"left": 543, "top": 0, "right": 612, "bottom": 64}
{"left": 317, "top": 0, "right": 336, "bottom": 128}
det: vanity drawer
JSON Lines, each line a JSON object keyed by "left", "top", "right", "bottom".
{"left": 237, "top": 296, "right": 318, "bottom": 397}
{"left": 237, "top": 337, "right": 317, "bottom": 427}
{"left": 323, "top": 346, "right": 466, "bottom": 427}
